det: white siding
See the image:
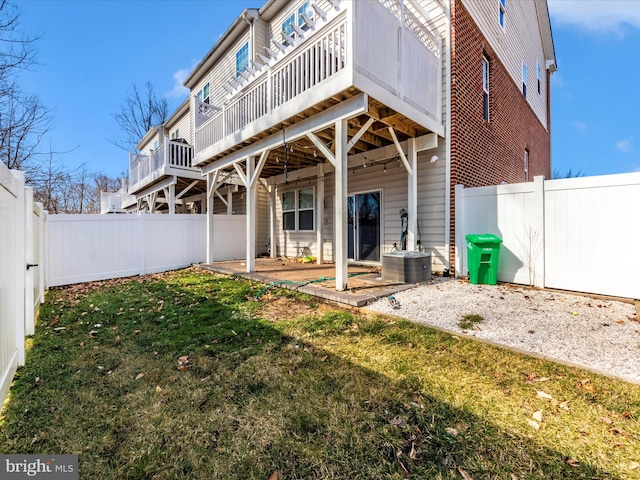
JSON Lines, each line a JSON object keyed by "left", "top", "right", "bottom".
{"left": 168, "top": 110, "right": 192, "bottom": 145}
{"left": 270, "top": 149, "right": 447, "bottom": 272}
{"left": 461, "top": 0, "right": 548, "bottom": 128}
{"left": 193, "top": 30, "right": 252, "bottom": 110}
{"left": 139, "top": 131, "right": 162, "bottom": 155}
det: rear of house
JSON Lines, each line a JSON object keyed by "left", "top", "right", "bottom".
{"left": 116, "top": 0, "right": 555, "bottom": 291}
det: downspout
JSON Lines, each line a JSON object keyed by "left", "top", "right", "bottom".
{"left": 443, "top": 0, "right": 453, "bottom": 275}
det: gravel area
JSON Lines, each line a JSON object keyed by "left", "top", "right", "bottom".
{"left": 367, "top": 279, "right": 640, "bottom": 384}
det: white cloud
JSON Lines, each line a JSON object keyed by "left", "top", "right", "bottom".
{"left": 548, "top": 0, "right": 640, "bottom": 32}
{"left": 572, "top": 120, "right": 587, "bottom": 131}
{"left": 616, "top": 138, "right": 633, "bottom": 152}
{"left": 165, "top": 68, "right": 190, "bottom": 99}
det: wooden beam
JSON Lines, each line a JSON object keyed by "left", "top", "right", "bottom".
{"left": 176, "top": 180, "right": 199, "bottom": 200}
{"left": 334, "top": 119, "right": 348, "bottom": 291}
{"left": 200, "top": 93, "right": 368, "bottom": 174}
{"left": 347, "top": 117, "right": 375, "bottom": 152}
{"left": 233, "top": 161, "right": 248, "bottom": 187}
{"left": 306, "top": 132, "right": 335, "bottom": 166}
{"left": 389, "top": 128, "right": 412, "bottom": 175}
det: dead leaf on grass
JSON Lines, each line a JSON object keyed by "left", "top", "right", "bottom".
{"left": 527, "top": 419, "right": 540, "bottom": 431}
{"left": 559, "top": 401, "right": 570, "bottom": 412}
{"left": 457, "top": 466, "right": 473, "bottom": 479}
{"left": 409, "top": 442, "right": 417, "bottom": 459}
{"left": 566, "top": 457, "right": 580, "bottom": 468}
{"left": 600, "top": 416, "right": 613, "bottom": 425}
{"left": 577, "top": 379, "right": 596, "bottom": 393}
{"left": 532, "top": 410, "right": 543, "bottom": 422}
{"left": 177, "top": 355, "right": 192, "bottom": 371}
{"left": 629, "top": 462, "right": 640, "bottom": 470}
{"left": 536, "top": 390, "right": 553, "bottom": 400}
{"left": 269, "top": 471, "right": 278, "bottom": 480}
{"left": 135, "top": 373, "right": 144, "bottom": 380}
{"left": 611, "top": 427, "right": 631, "bottom": 438}
{"left": 390, "top": 416, "right": 408, "bottom": 428}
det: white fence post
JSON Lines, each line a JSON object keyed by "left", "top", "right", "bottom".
{"left": 12, "top": 170, "right": 26, "bottom": 366}
{"left": 138, "top": 211, "right": 146, "bottom": 276}
{"left": 24, "top": 186, "right": 35, "bottom": 336}
{"left": 532, "top": 176, "right": 545, "bottom": 288}
{"left": 454, "top": 183, "right": 464, "bottom": 278}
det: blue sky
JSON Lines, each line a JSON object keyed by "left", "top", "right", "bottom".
{"left": 17, "top": 0, "right": 640, "bottom": 180}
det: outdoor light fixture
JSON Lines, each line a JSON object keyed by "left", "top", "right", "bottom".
{"left": 430, "top": 155, "right": 439, "bottom": 163}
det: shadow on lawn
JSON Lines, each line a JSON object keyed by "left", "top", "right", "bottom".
{"left": 0, "top": 273, "right": 626, "bottom": 480}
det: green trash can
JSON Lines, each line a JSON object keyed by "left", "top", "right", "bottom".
{"left": 465, "top": 234, "right": 502, "bottom": 285}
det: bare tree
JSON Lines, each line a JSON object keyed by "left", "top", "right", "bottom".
{"left": 111, "top": 82, "right": 168, "bottom": 151}
{"left": 552, "top": 168, "right": 586, "bottom": 179}
{"left": 0, "top": 1, "right": 53, "bottom": 182}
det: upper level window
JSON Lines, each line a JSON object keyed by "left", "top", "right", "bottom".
{"left": 235, "top": 42, "right": 249, "bottom": 77}
{"left": 282, "top": 187, "right": 314, "bottom": 231}
{"left": 197, "top": 82, "right": 210, "bottom": 104}
{"left": 524, "top": 148, "right": 530, "bottom": 182}
{"left": 537, "top": 61, "right": 541, "bottom": 95}
{"left": 281, "top": 1, "right": 312, "bottom": 43}
{"left": 521, "top": 62, "right": 527, "bottom": 98}
{"left": 499, "top": 0, "right": 506, "bottom": 28}
{"left": 170, "top": 129, "right": 180, "bottom": 140}
{"left": 482, "top": 56, "right": 490, "bottom": 121}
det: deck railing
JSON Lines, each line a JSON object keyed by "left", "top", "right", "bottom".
{"left": 129, "top": 140, "right": 195, "bottom": 193}
{"left": 195, "top": 12, "right": 349, "bottom": 153}
{"left": 194, "top": 0, "right": 442, "bottom": 156}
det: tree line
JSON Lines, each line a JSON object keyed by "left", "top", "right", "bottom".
{"left": 0, "top": 1, "right": 167, "bottom": 214}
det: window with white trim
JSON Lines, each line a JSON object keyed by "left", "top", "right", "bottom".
{"left": 499, "top": 0, "right": 506, "bottom": 28}
{"left": 281, "top": 1, "right": 312, "bottom": 43}
{"left": 524, "top": 148, "right": 530, "bottom": 182}
{"left": 235, "top": 42, "right": 249, "bottom": 77}
{"left": 482, "top": 56, "right": 490, "bottom": 121}
{"left": 170, "top": 129, "right": 180, "bottom": 140}
{"left": 197, "top": 82, "right": 210, "bottom": 104}
{"left": 537, "top": 61, "right": 541, "bottom": 95}
{"left": 282, "top": 187, "right": 314, "bottom": 231}
{"left": 522, "top": 62, "right": 527, "bottom": 98}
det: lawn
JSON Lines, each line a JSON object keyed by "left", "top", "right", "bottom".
{"left": 1, "top": 267, "right": 639, "bottom": 479}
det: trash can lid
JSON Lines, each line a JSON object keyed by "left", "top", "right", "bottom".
{"left": 465, "top": 233, "right": 502, "bottom": 243}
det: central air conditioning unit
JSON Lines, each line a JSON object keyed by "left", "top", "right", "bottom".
{"left": 382, "top": 251, "right": 431, "bottom": 284}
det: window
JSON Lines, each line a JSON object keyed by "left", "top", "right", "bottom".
{"left": 170, "top": 129, "right": 180, "bottom": 140}
{"left": 537, "top": 61, "right": 541, "bottom": 95}
{"left": 499, "top": 0, "right": 506, "bottom": 28}
{"left": 521, "top": 62, "right": 527, "bottom": 98}
{"left": 524, "top": 148, "right": 530, "bottom": 182}
{"left": 482, "top": 56, "right": 490, "bottom": 121}
{"left": 298, "top": 187, "right": 314, "bottom": 230}
{"left": 235, "top": 42, "right": 249, "bottom": 77}
{"left": 197, "top": 82, "right": 210, "bottom": 104}
{"left": 281, "top": 1, "right": 312, "bottom": 43}
{"left": 282, "top": 187, "right": 314, "bottom": 231}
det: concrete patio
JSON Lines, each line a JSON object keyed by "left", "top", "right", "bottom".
{"left": 197, "top": 258, "right": 419, "bottom": 307}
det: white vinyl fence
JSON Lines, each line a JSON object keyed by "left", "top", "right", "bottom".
{"left": 0, "top": 164, "right": 46, "bottom": 408}
{"left": 46, "top": 213, "right": 248, "bottom": 287}
{"left": 455, "top": 173, "right": 640, "bottom": 299}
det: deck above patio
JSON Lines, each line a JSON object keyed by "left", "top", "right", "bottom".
{"left": 193, "top": 0, "right": 444, "bottom": 168}
{"left": 129, "top": 140, "right": 199, "bottom": 195}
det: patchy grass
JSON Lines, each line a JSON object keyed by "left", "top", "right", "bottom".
{"left": 459, "top": 313, "right": 484, "bottom": 331}
{"left": 1, "top": 267, "right": 640, "bottom": 479}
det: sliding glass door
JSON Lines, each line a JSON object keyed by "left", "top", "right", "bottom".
{"left": 347, "top": 191, "right": 381, "bottom": 262}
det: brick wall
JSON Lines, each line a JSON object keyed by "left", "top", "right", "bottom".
{"left": 449, "top": 0, "right": 551, "bottom": 268}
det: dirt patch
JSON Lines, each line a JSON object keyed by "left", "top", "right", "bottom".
{"left": 256, "top": 294, "right": 343, "bottom": 322}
